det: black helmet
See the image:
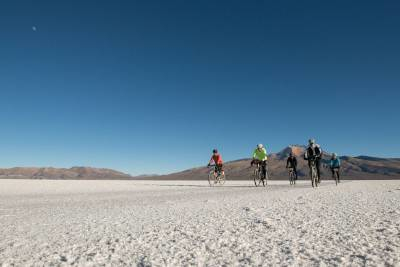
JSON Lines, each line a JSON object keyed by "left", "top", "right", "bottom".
{"left": 213, "top": 149, "right": 218, "bottom": 154}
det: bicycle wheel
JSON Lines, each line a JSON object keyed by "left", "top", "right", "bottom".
{"left": 218, "top": 173, "right": 226, "bottom": 185}
{"left": 264, "top": 168, "right": 268, "bottom": 186}
{"left": 311, "top": 167, "right": 318, "bottom": 188}
{"left": 253, "top": 169, "right": 263, "bottom": 187}
{"left": 208, "top": 170, "right": 216, "bottom": 187}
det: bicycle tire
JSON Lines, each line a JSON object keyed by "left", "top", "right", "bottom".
{"left": 208, "top": 170, "right": 216, "bottom": 187}
{"left": 288, "top": 169, "right": 295, "bottom": 185}
{"left": 253, "top": 168, "right": 263, "bottom": 187}
{"left": 312, "top": 167, "right": 318, "bottom": 188}
{"left": 218, "top": 173, "right": 226, "bottom": 185}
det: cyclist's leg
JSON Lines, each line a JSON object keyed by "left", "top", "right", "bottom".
{"left": 262, "top": 161, "right": 267, "bottom": 179}
{"left": 294, "top": 167, "right": 298, "bottom": 180}
{"left": 219, "top": 164, "right": 224, "bottom": 176}
{"left": 308, "top": 160, "right": 312, "bottom": 177}
{"left": 337, "top": 168, "right": 340, "bottom": 182}
{"left": 217, "top": 165, "right": 222, "bottom": 175}
{"left": 331, "top": 168, "right": 335, "bottom": 178}
{"left": 316, "top": 159, "right": 321, "bottom": 182}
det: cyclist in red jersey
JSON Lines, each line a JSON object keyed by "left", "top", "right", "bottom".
{"left": 207, "top": 149, "right": 224, "bottom": 177}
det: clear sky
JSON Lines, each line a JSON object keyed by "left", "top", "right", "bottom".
{"left": 0, "top": 0, "right": 399, "bottom": 175}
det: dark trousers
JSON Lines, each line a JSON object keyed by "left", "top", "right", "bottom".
{"left": 331, "top": 167, "right": 340, "bottom": 180}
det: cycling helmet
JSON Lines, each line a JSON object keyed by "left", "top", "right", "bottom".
{"left": 257, "top": 144, "right": 263, "bottom": 149}
{"left": 309, "top": 139, "right": 316, "bottom": 145}
{"left": 213, "top": 149, "right": 218, "bottom": 154}
{"left": 332, "top": 153, "right": 337, "bottom": 158}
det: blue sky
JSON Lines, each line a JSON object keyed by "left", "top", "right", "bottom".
{"left": 0, "top": 0, "right": 399, "bottom": 175}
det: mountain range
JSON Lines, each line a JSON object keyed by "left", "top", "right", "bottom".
{"left": 0, "top": 167, "right": 132, "bottom": 180}
{"left": 0, "top": 146, "right": 399, "bottom": 180}
{"left": 149, "top": 145, "right": 400, "bottom": 180}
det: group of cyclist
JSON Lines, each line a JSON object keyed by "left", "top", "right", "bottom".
{"left": 207, "top": 139, "right": 342, "bottom": 184}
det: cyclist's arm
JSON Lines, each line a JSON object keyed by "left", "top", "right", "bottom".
{"left": 316, "top": 146, "right": 323, "bottom": 157}
{"left": 263, "top": 148, "right": 268, "bottom": 161}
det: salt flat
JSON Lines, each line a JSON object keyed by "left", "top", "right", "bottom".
{"left": 0, "top": 179, "right": 399, "bottom": 266}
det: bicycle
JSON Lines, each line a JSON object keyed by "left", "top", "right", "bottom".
{"left": 288, "top": 167, "right": 296, "bottom": 185}
{"left": 208, "top": 165, "right": 226, "bottom": 186}
{"left": 309, "top": 158, "right": 318, "bottom": 188}
{"left": 253, "top": 161, "right": 268, "bottom": 187}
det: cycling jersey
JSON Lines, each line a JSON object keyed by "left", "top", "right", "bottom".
{"left": 304, "top": 144, "right": 322, "bottom": 160}
{"left": 253, "top": 148, "right": 268, "bottom": 161}
{"left": 330, "top": 158, "right": 341, "bottom": 168}
{"left": 210, "top": 154, "right": 223, "bottom": 165}
{"left": 286, "top": 156, "right": 298, "bottom": 168}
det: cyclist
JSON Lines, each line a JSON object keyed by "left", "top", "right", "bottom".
{"left": 208, "top": 149, "right": 224, "bottom": 177}
{"left": 304, "top": 139, "right": 323, "bottom": 183}
{"left": 251, "top": 144, "right": 268, "bottom": 179}
{"left": 330, "top": 153, "right": 341, "bottom": 182}
{"left": 286, "top": 152, "right": 298, "bottom": 180}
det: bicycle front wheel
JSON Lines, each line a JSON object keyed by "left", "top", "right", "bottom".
{"left": 208, "top": 171, "right": 216, "bottom": 187}
{"left": 218, "top": 173, "right": 226, "bottom": 185}
{"left": 253, "top": 169, "right": 263, "bottom": 187}
{"left": 311, "top": 168, "right": 318, "bottom": 188}
{"left": 289, "top": 172, "right": 294, "bottom": 185}
{"left": 264, "top": 169, "right": 269, "bottom": 186}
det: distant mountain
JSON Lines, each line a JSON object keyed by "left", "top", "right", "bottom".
{"left": 0, "top": 167, "right": 133, "bottom": 180}
{"left": 2, "top": 146, "right": 399, "bottom": 180}
{"left": 146, "top": 145, "right": 400, "bottom": 180}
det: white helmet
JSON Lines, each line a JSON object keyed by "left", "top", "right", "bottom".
{"left": 257, "top": 144, "right": 264, "bottom": 149}
{"left": 309, "top": 139, "right": 316, "bottom": 145}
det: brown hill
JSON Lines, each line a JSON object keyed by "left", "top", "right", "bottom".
{"left": 149, "top": 146, "right": 400, "bottom": 180}
{"left": 0, "top": 167, "right": 132, "bottom": 180}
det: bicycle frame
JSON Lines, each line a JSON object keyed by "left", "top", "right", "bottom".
{"left": 208, "top": 165, "right": 225, "bottom": 186}
{"left": 252, "top": 161, "right": 268, "bottom": 187}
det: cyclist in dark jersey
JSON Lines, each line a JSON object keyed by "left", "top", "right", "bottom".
{"left": 286, "top": 152, "right": 298, "bottom": 180}
{"left": 304, "top": 139, "right": 323, "bottom": 183}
